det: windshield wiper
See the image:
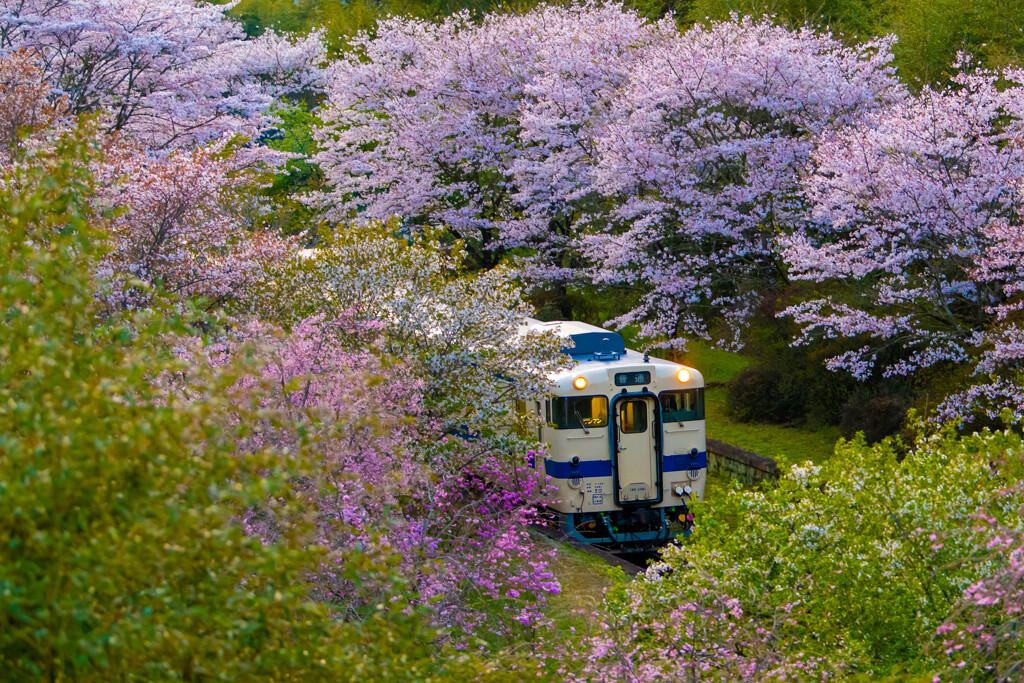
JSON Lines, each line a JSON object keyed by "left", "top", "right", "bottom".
{"left": 574, "top": 409, "right": 591, "bottom": 435}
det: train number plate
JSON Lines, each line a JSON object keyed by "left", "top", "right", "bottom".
{"left": 625, "top": 483, "right": 648, "bottom": 500}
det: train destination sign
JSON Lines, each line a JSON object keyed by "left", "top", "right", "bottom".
{"left": 614, "top": 371, "right": 651, "bottom": 387}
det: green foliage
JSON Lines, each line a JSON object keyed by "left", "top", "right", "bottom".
{"left": 688, "top": 0, "right": 880, "bottom": 38}
{"left": 625, "top": 426, "right": 1024, "bottom": 675}
{"left": 227, "top": 0, "right": 526, "bottom": 51}
{"left": 258, "top": 102, "right": 328, "bottom": 242}
{"left": 727, "top": 364, "right": 809, "bottom": 424}
{"left": 705, "top": 386, "right": 841, "bottom": 465}
{"left": 671, "top": 339, "right": 752, "bottom": 386}
{"left": 889, "top": 0, "right": 1024, "bottom": 89}
{"left": 687, "top": 0, "right": 885, "bottom": 39}
{"left": 839, "top": 392, "right": 910, "bottom": 444}
{"left": 669, "top": 339, "right": 840, "bottom": 465}
{"left": 540, "top": 537, "right": 628, "bottom": 634}
{"left": 0, "top": 131, "right": 484, "bottom": 680}
{"left": 685, "top": 0, "right": 1024, "bottom": 88}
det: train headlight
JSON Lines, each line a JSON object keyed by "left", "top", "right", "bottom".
{"left": 676, "top": 368, "right": 691, "bottom": 383}
{"left": 573, "top": 376, "right": 587, "bottom": 390}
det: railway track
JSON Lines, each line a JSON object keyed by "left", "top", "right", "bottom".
{"left": 529, "top": 523, "right": 648, "bottom": 576}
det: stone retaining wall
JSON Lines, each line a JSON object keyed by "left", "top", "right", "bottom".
{"left": 706, "top": 438, "right": 779, "bottom": 486}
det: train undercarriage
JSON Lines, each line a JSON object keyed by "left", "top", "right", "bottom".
{"left": 549, "top": 503, "right": 695, "bottom": 554}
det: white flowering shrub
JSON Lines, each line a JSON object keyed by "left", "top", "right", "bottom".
{"left": 553, "top": 426, "right": 1024, "bottom": 678}
{"left": 249, "top": 222, "right": 570, "bottom": 468}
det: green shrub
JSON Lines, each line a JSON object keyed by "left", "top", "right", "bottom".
{"left": 840, "top": 393, "right": 910, "bottom": 444}
{"left": 0, "top": 132, "right": 483, "bottom": 681}
{"left": 726, "top": 365, "right": 808, "bottom": 424}
{"left": 599, "top": 426, "right": 1024, "bottom": 676}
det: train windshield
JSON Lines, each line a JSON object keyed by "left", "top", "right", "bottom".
{"left": 659, "top": 389, "right": 705, "bottom": 423}
{"left": 551, "top": 396, "right": 609, "bottom": 429}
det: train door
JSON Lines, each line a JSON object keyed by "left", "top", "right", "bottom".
{"left": 613, "top": 396, "right": 660, "bottom": 504}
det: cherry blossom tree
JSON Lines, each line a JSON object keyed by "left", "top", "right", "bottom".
{"left": 251, "top": 223, "right": 570, "bottom": 457}
{"left": 0, "top": 11, "right": 317, "bottom": 316}
{"left": 316, "top": 5, "right": 900, "bottom": 344}
{"left": 0, "top": 0, "right": 326, "bottom": 149}
{"left": 0, "top": 48, "right": 68, "bottom": 163}
{"left": 585, "top": 17, "right": 900, "bottom": 346}
{"left": 91, "top": 140, "right": 293, "bottom": 312}
{"left": 782, "top": 62, "right": 1024, "bottom": 420}
{"left": 315, "top": 3, "right": 668, "bottom": 271}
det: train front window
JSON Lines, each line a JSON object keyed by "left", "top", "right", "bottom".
{"left": 551, "top": 396, "right": 608, "bottom": 430}
{"left": 659, "top": 389, "right": 705, "bottom": 423}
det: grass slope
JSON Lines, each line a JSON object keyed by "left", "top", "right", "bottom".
{"left": 531, "top": 531, "right": 628, "bottom": 633}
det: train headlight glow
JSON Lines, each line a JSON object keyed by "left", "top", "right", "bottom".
{"left": 676, "top": 368, "right": 691, "bottom": 383}
{"left": 573, "top": 376, "right": 587, "bottom": 390}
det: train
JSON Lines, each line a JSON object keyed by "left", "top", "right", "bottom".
{"left": 519, "top": 319, "right": 707, "bottom": 552}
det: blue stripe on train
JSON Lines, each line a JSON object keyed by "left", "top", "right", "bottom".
{"left": 664, "top": 450, "right": 708, "bottom": 472}
{"left": 545, "top": 459, "right": 613, "bottom": 479}
{"left": 544, "top": 451, "right": 707, "bottom": 478}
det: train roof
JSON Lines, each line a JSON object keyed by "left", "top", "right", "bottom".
{"left": 516, "top": 321, "right": 700, "bottom": 385}
{"left": 519, "top": 318, "right": 627, "bottom": 360}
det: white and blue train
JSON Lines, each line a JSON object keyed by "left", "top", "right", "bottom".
{"left": 520, "top": 319, "right": 706, "bottom": 551}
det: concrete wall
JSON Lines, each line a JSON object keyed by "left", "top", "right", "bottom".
{"left": 706, "top": 438, "right": 779, "bottom": 486}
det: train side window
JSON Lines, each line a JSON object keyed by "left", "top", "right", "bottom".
{"left": 659, "top": 389, "right": 705, "bottom": 422}
{"left": 551, "top": 395, "right": 608, "bottom": 429}
{"left": 619, "top": 399, "right": 647, "bottom": 434}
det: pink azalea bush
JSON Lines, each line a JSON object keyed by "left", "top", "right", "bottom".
{"left": 188, "top": 310, "right": 561, "bottom": 643}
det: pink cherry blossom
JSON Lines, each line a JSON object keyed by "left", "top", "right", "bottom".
{"left": 92, "top": 140, "right": 293, "bottom": 311}
{"left": 1, "top": 0, "right": 326, "bottom": 149}
{"left": 316, "top": 6, "right": 900, "bottom": 346}
{"left": 783, "top": 60, "right": 1024, "bottom": 420}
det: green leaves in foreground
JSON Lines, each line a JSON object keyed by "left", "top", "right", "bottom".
{"left": 0, "top": 133, "right": 483, "bottom": 680}
{"left": 637, "top": 425, "right": 1024, "bottom": 676}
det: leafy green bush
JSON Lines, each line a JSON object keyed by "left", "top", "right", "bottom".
{"left": 840, "top": 392, "right": 910, "bottom": 444}
{"left": 684, "top": 0, "right": 1024, "bottom": 88}
{"left": 726, "top": 365, "right": 808, "bottom": 424}
{"left": 592, "top": 425, "right": 1024, "bottom": 676}
{"left": 0, "top": 132, "right": 484, "bottom": 680}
